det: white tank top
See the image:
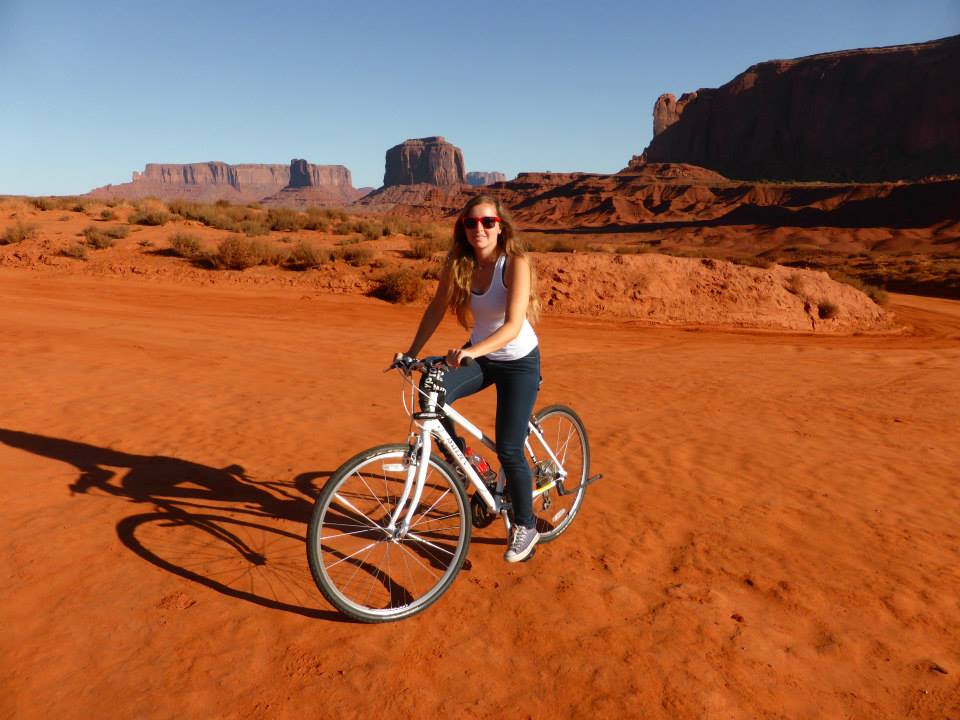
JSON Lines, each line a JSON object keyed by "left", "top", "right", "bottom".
{"left": 469, "top": 254, "right": 539, "bottom": 361}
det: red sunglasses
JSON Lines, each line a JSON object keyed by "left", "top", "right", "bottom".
{"left": 461, "top": 216, "right": 501, "bottom": 230}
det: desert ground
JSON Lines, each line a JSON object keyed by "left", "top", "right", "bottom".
{"left": 2, "top": 262, "right": 959, "bottom": 718}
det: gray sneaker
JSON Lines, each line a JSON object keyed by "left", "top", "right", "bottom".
{"left": 504, "top": 524, "right": 540, "bottom": 563}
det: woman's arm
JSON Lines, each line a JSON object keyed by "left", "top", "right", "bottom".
{"left": 449, "top": 255, "right": 531, "bottom": 365}
{"left": 399, "top": 262, "right": 452, "bottom": 358}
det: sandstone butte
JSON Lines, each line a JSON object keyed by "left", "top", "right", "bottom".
{"left": 382, "top": 136, "right": 466, "bottom": 186}
{"left": 640, "top": 34, "right": 960, "bottom": 182}
{"left": 88, "top": 159, "right": 362, "bottom": 205}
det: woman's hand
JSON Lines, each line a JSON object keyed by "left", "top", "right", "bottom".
{"left": 445, "top": 347, "right": 474, "bottom": 369}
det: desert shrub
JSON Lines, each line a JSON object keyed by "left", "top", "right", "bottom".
{"left": 817, "top": 301, "right": 839, "bottom": 319}
{"left": 827, "top": 271, "right": 889, "bottom": 306}
{"left": 303, "top": 207, "right": 331, "bottom": 232}
{"left": 239, "top": 219, "right": 270, "bottom": 236}
{"left": 169, "top": 232, "right": 203, "bottom": 258}
{"left": 407, "top": 235, "right": 448, "bottom": 259}
{"left": 81, "top": 226, "right": 115, "bottom": 249}
{"left": 1, "top": 221, "right": 38, "bottom": 245}
{"left": 332, "top": 220, "right": 355, "bottom": 236}
{"left": 374, "top": 269, "right": 423, "bottom": 303}
{"left": 336, "top": 246, "right": 374, "bottom": 266}
{"left": 100, "top": 209, "right": 116, "bottom": 221}
{"left": 60, "top": 244, "right": 88, "bottom": 260}
{"left": 82, "top": 224, "right": 128, "bottom": 246}
{"left": 267, "top": 207, "right": 306, "bottom": 232}
{"left": 129, "top": 207, "right": 170, "bottom": 226}
{"left": 285, "top": 240, "right": 332, "bottom": 270}
{"left": 168, "top": 200, "right": 266, "bottom": 233}
{"left": 32, "top": 197, "right": 59, "bottom": 211}
{"left": 106, "top": 224, "right": 130, "bottom": 239}
{"left": 208, "top": 237, "right": 285, "bottom": 270}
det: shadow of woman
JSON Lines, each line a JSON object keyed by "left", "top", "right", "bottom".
{"left": 0, "top": 428, "right": 346, "bottom": 620}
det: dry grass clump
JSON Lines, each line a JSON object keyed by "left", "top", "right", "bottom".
{"left": 380, "top": 215, "right": 443, "bottom": 239}
{"left": 407, "top": 235, "right": 448, "bottom": 259}
{"left": 286, "top": 240, "right": 333, "bottom": 270}
{"left": 335, "top": 245, "right": 375, "bottom": 266}
{"left": 31, "top": 196, "right": 92, "bottom": 212}
{"left": 168, "top": 233, "right": 204, "bottom": 259}
{"left": 332, "top": 218, "right": 389, "bottom": 240}
{"left": 129, "top": 199, "right": 171, "bottom": 226}
{"left": 168, "top": 200, "right": 269, "bottom": 235}
{"left": 373, "top": 269, "right": 423, "bottom": 303}
{"left": 60, "top": 244, "right": 89, "bottom": 260}
{"left": 100, "top": 209, "right": 116, "bottom": 221}
{"left": 1, "top": 221, "right": 38, "bottom": 245}
{"left": 81, "top": 224, "right": 128, "bottom": 249}
{"left": 267, "top": 208, "right": 306, "bottom": 232}
{"left": 206, "top": 237, "right": 288, "bottom": 270}
{"left": 827, "top": 270, "right": 889, "bottom": 306}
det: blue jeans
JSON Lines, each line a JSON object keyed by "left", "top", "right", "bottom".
{"left": 429, "top": 346, "right": 541, "bottom": 528}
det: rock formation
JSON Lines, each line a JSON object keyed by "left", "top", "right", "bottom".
{"left": 641, "top": 35, "right": 960, "bottom": 181}
{"left": 89, "top": 160, "right": 357, "bottom": 204}
{"left": 383, "top": 137, "right": 466, "bottom": 186}
{"left": 467, "top": 171, "right": 507, "bottom": 186}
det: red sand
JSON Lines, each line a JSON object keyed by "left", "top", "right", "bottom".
{"left": 2, "top": 270, "right": 959, "bottom": 719}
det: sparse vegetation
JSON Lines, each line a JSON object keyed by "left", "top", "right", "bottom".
{"left": 407, "top": 236, "right": 447, "bottom": 260}
{"left": 1, "top": 221, "right": 38, "bottom": 245}
{"left": 169, "top": 233, "right": 203, "bottom": 259}
{"left": 267, "top": 207, "right": 306, "bottom": 232}
{"left": 207, "top": 237, "right": 287, "bottom": 270}
{"left": 335, "top": 246, "right": 374, "bottom": 267}
{"left": 82, "top": 224, "right": 128, "bottom": 249}
{"left": 129, "top": 200, "right": 171, "bottom": 226}
{"left": 168, "top": 200, "right": 269, "bottom": 235}
{"left": 285, "top": 240, "right": 333, "bottom": 270}
{"left": 31, "top": 196, "right": 91, "bottom": 212}
{"left": 373, "top": 269, "right": 423, "bottom": 303}
{"left": 100, "top": 209, "right": 116, "bottom": 221}
{"left": 60, "top": 244, "right": 88, "bottom": 260}
{"left": 827, "top": 270, "right": 889, "bottom": 306}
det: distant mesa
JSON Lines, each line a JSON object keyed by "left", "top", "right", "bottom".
{"left": 640, "top": 34, "right": 960, "bottom": 182}
{"left": 383, "top": 136, "right": 466, "bottom": 186}
{"left": 88, "top": 159, "right": 360, "bottom": 205}
{"left": 467, "top": 171, "right": 507, "bottom": 186}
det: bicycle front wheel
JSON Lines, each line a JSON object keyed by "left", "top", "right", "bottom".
{"left": 530, "top": 405, "right": 590, "bottom": 543}
{"left": 307, "top": 444, "right": 471, "bottom": 622}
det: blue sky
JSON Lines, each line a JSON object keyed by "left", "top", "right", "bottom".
{"left": 1, "top": 0, "right": 956, "bottom": 195}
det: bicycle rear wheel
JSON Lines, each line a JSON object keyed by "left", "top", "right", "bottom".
{"left": 529, "top": 405, "right": 590, "bottom": 542}
{"left": 307, "top": 443, "right": 471, "bottom": 622}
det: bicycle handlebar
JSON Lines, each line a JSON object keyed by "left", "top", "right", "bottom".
{"left": 388, "top": 354, "right": 475, "bottom": 375}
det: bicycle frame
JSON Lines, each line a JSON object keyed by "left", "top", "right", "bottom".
{"left": 386, "top": 370, "right": 569, "bottom": 538}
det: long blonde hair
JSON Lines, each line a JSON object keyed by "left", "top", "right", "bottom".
{"left": 446, "top": 194, "right": 540, "bottom": 329}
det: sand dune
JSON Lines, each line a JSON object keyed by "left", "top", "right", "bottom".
{"left": 1, "top": 271, "right": 958, "bottom": 718}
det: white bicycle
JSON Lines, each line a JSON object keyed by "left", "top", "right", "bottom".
{"left": 306, "top": 356, "right": 601, "bottom": 622}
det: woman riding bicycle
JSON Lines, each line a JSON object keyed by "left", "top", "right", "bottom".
{"left": 395, "top": 194, "right": 542, "bottom": 563}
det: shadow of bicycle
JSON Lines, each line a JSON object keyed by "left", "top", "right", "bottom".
{"left": 0, "top": 428, "right": 347, "bottom": 621}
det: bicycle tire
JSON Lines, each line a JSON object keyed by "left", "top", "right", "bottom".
{"left": 530, "top": 405, "right": 590, "bottom": 542}
{"left": 307, "top": 443, "right": 471, "bottom": 622}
